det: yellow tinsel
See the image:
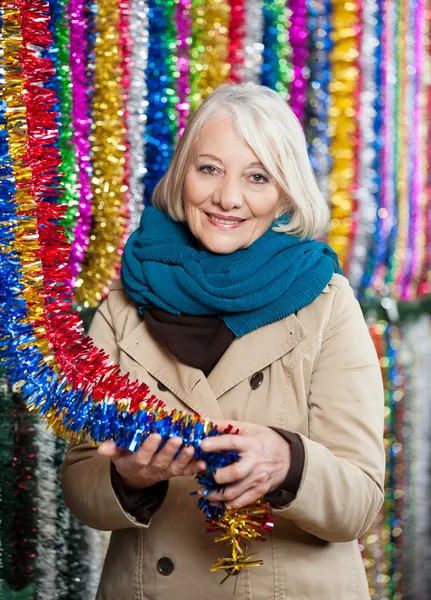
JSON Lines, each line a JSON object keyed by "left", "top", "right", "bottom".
{"left": 327, "top": 1, "right": 360, "bottom": 269}
{"left": 74, "top": 0, "right": 129, "bottom": 307}
{"left": 189, "top": 0, "right": 231, "bottom": 113}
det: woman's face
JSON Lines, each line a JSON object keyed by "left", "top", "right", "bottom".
{"left": 183, "top": 117, "right": 282, "bottom": 254}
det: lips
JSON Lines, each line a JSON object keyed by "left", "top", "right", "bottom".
{"left": 205, "top": 212, "right": 246, "bottom": 227}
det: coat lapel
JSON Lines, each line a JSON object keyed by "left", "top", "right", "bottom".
{"left": 207, "top": 313, "right": 306, "bottom": 398}
{"left": 118, "top": 320, "right": 224, "bottom": 419}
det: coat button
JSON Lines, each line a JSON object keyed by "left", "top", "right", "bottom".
{"left": 157, "top": 557, "right": 174, "bottom": 576}
{"left": 250, "top": 371, "right": 264, "bottom": 390}
{"left": 157, "top": 381, "right": 168, "bottom": 392}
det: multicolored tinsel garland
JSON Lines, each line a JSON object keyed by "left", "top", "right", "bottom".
{"left": 142, "top": 0, "right": 178, "bottom": 205}
{"left": 74, "top": 0, "right": 129, "bottom": 307}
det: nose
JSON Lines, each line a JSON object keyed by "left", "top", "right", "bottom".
{"left": 213, "top": 176, "right": 244, "bottom": 211}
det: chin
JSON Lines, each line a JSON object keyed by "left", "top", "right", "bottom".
{"left": 200, "top": 236, "right": 243, "bottom": 255}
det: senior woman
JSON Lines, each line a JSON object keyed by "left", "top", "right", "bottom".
{"left": 62, "top": 82, "right": 385, "bottom": 600}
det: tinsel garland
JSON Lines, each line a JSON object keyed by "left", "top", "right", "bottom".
{"left": 118, "top": 0, "right": 132, "bottom": 233}
{"left": 350, "top": 0, "right": 382, "bottom": 297}
{"left": 34, "top": 423, "right": 57, "bottom": 600}
{"left": 142, "top": 0, "right": 178, "bottom": 205}
{"left": 74, "top": 0, "right": 129, "bottom": 307}
{"left": 127, "top": 0, "right": 148, "bottom": 231}
{"left": 419, "top": 0, "right": 431, "bottom": 297}
{"left": 0, "top": 375, "right": 15, "bottom": 588}
{"left": 304, "top": 0, "right": 333, "bottom": 205}
{"left": 357, "top": 0, "right": 384, "bottom": 300}
{"left": 240, "top": 0, "right": 263, "bottom": 83}
{"left": 288, "top": 0, "right": 309, "bottom": 123}
{"left": 326, "top": 0, "right": 361, "bottom": 269}
{"left": 391, "top": 0, "right": 410, "bottom": 299}
{"left": 68, "top": 0, "right": 94, "bottom": 279}
{"left": 189, "top": 0, "right": 231, "bottom": 112}
{"left": 175, "top": 0, "right": 192, "bottom": 137}
{"left": 47, "top": 0, "right": 81, "bottom": 252}
{"left": 260, "top": 0, "right": 293, "bottom": 98}
{"left": 227, "top": 0, "right": 245, "bottom": 84}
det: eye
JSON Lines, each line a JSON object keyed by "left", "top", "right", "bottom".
{"left": 199, "top": 164, "right": 218, "bottom": 174}
{"left": 249, "top": 173, "right": 269, "bottom": 184}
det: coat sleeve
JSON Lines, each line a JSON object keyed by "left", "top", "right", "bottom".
{"left": 273, "top": 277, "right": 385, "bottom": 543}
{"left": 61, "top": 298, "right": 151, "bottom": 531}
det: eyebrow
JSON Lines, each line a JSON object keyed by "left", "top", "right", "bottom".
{"left": 198, "top": 153, "right": 265, "bottom": 169}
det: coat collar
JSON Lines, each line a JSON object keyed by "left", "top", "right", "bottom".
{"left": 118, "top": 312, "right": 306, "bottom": 419}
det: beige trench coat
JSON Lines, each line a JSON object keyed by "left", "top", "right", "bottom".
{"left": 62, "top": 274, "right": 385, "bottom": 600}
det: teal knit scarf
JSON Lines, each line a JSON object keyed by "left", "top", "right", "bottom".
{"left": 121, "top": 207, "right": 341, "bottom": 338}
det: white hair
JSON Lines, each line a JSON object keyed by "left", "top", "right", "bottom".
{"left": 152, "top": 82, "right": 329, "bottom": 239}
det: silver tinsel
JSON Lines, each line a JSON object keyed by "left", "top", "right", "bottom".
{"left": 127, "top": 0, "right": 149, "bottom": 233}
{"left": 35, "top": 422, "right": 57, "bottom": 600}
{"left": 349, "top": 0, "right": 379, "bottom": 294}
{"left": 240, "top": 0, "right": 264, "bottom": 83}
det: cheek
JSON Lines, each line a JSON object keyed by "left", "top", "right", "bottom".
{"left": 248, "top": 191, "right": 280, "bottom": 221}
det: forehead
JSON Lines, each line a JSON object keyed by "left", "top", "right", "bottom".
{"left": 193, "top": 116, "right": 260, "bottom": 161}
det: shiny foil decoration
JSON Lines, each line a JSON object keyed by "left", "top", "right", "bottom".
{"left": 240, "top": 0, "right": 264, "bottom": 83}
{"left": 349, "top": 0, "right": 382, "bottom": 297}
{"left": 128, "top": 0, "right": 149, "bottom": 231}
{"left": 74, "top": 0, "right": 129, "bottom": 307}
{"left": 69, "top": 0, "right": 94, "bottom": 279}
{"left": 261, "top": 0, "right": 293, "bottom": 98}
{"left": 176, "top": 0, "right": 192, "bottom": 137}
{"left": 118, "top": 0, "right": 132, "bottom": 233}
{"left": 394, "top": 0, "right": 426, "bottom": 301}
{"left": 304, "top": 0, "right": 333, "bottom": 206}
{"left": 326, "top": 0, "right": 361, "bottom": 270}
{"left": 227, "top": 0, "right": 245, "bottom": 83}
{"left": 418, "top": 0, "right": 431, "bottom": 296}
{"left": 142, "top": 0, "right": 178, "bottom": 205}
{"left": 49, "top": 0, "right": 81, "bottom": 252}
{"left": 189, "top": 0, "right": 231, "bottom": 112}
{"left": 287, "top": 0, "right": 309, "bottom": 124}
{"left": 391, "top": 0, "right": 411, "bottom": 299}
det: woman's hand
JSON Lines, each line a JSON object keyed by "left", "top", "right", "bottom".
{"left": 98, "top": 434, "right": 207, "bottom": 489}
{"left": 199, "top": 420, "right": 291, "bottom": 509}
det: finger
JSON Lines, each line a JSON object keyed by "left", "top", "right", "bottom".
{"left": 170, "top": 445, "right": 195, "bottom": 472}
{"left": 200, "top": 433, "right": 244, "bottom": 454}
{"left": 151, "top": 437, "right": 183, "bottom": 471}
{"left": 213, "top": 458, "right": 254, "bottom": 485}
{"left": 132, "top": 434, "right": 162, "bottom": 467}
{"left": 225, "top": 487, "right": 262, "bottom": 510}
{"left": 98, "top": 441, "right": 127, "bottom": 460}
{"left": 183, "top": 460, "right": 207, "bottom": 478}
{"left": 205, "top": 471, "right": 260, "bottom": 502}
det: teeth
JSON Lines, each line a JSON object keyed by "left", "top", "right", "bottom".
{"left": 209, "top": 215, "right": 243, "bottom": 225}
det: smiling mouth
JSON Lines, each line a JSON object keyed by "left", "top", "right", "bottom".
{"left": 205, "top": 212, "right": 247, "bottom": 226}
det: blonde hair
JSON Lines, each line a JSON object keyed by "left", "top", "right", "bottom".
{"left": 152, "top": 82, "right": 329, "bottom": 239}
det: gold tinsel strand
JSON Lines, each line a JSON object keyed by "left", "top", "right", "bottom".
{"left": 74, "top": 0, "right": 129, "bottom": 307}
{"left": 327, "top": 0, "right": 360, "bottom": 269}
{"left": 189, "top": 0, "right": 231, "bottom": 113}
